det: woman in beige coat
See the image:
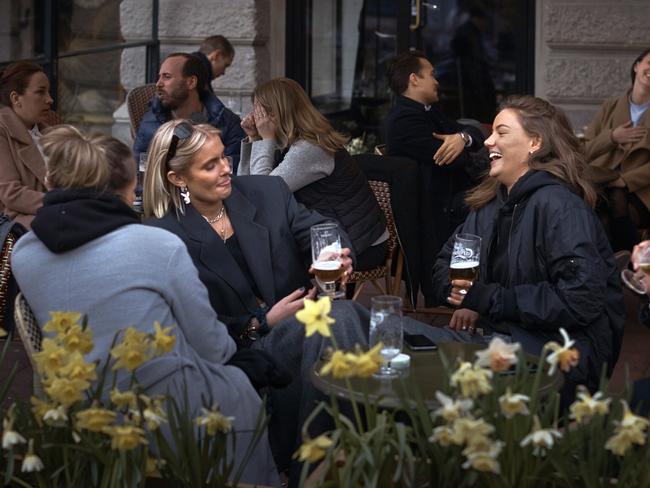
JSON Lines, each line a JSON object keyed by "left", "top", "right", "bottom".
{"left": 584, "top": 48, "right": 650, "bottom": 251}
{"left": 0, "top": 62, "right": 53, "bottom": 228}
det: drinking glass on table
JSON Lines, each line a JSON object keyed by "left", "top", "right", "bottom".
{"left": 449, "top": 233, "right": 481, "bottom": 296}
{"left": 369, "top": 295, "right": 403, "bottom": 378}
{"left": 133, "top": 152, "right": 148, "bottom": 213}
{"left": 311, "top": 223, "right": 345, "bottom": 299}
{"left": 622, "top": 245, "right": 650, "bottom": 294}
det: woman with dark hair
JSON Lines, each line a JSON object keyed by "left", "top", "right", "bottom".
{"left": 584, "top": 48, "right": 650, "bottom": 251}
{"left": 237, "top": 77, "right": 388, "bottom": 272}
{"left": 11, "top": 126, "right": 281, "bottom": 487}
{"left": 0, "top": 62, "right": 53, "bottom": 228}
{"left": 431, "top": 95, "right": 624, "bottom": 392}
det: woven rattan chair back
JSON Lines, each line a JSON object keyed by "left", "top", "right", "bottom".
{"left": 127, "top": 83, "right": 156, "bottom": 137}
{"left": 14, "top": 293, "right": 42, "bottom": 363}
{"left": 346, "top": 180, "right": 400, "bottom": 300}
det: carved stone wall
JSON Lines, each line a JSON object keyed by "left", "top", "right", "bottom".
{"left": 114, "top": 0, "right": 283, "bottom": 144}
{"left": 536, "top": 0, "right": 650, "bottom": 130}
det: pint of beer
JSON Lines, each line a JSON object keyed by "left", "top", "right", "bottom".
{"left": 450, "top": 233, "right": 481, "bottom": 291}
{"left": 311, "top": 223, "right": 346, "bottom": 299}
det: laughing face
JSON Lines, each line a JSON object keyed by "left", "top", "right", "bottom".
{"left": 485, "top": 108, "right": 541, "bottom": 191}
{"left": 633, "top": 52, "right": 650, "bottom": 91}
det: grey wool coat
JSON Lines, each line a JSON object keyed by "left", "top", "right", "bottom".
{"left": 11, "top": 224, "right": 281, "bottom": 487}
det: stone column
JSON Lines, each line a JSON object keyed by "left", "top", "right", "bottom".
{"left": 535, "top": 0, "right": 650, "bottom": 130}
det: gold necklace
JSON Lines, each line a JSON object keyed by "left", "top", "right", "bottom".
{"left": 202, "top": 205, "right": 225, "bottom": 225}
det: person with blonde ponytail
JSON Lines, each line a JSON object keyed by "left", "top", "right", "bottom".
{"left": 237, "top": 78, "right": 388, "bottom": 272}
{"left": 11, "top": 125, "right": 282, "bottom": 487}
{"left": 430, "top": 96, "right": 624, "bottom": 394}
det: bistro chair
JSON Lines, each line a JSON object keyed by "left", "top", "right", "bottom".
{"left": 346, "top": 180, "right": 403, "bottom": 301}
{"left": 13, "top": 292, "right": 43, "bottom": 397}
{"left": 126, "top": 83, "right": 156, "bottom": 137}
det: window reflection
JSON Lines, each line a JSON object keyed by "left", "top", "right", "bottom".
{"left": 0, "top": 0, "right": 42, "bottom": 63}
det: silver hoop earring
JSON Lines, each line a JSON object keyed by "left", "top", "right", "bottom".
{"left": 180, "top": 186, "right": 191, "bottom": 205}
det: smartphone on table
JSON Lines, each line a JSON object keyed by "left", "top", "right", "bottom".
{"left": 404, "top": 333, "right": 438, "bottom": 351}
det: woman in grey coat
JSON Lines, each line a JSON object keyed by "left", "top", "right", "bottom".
{"left": 11, "top": 125, "right": 281, "bottom": 487}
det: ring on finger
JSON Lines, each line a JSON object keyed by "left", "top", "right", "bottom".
{"left": 459, "top": 289, "right": 468, "bottom": 296}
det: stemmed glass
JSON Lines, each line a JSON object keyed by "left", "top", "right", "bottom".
{"left": 311, "top": 223, "right": 345, "bottom": 299}
{"left": 621, "top": 247, "right": 650, "bottom": 295}
{"left": 449, "top": 233, "right": 481, "bottom": 295}
{"left": 369, "top": 296, "right": 403, "bottom": 378}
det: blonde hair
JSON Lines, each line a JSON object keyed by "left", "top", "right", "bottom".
{"left": 466, "top": 95, "right": 596, "bottom": 210}
{"left": 253, "top": 78, "right": 348, "bottom": 153}
{"left": 143, "top": 120, "right": 221, "bottom": 218}
{"left": 41, "top": 125, "right": 134, "bottom": 193}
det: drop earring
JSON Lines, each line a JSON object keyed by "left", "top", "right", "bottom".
{"left": 180, "top": 186, "right": 191, "bottom": 205}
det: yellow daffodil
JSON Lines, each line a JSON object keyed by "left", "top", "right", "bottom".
{"left": 76, "top": 407, "right": 117, "bottom": 432}
{"left": 295, "top": 297, "right": 334, "bottom": 338}
{"left": 45, "top": 377, "right": 89, "bottom": 407}
{"left": 59, "top": 323, "right": 94, "bottom": 354}
{"left": 110, "top": 328, "right": 153, "bottom": 371}
{"left": 43, "top": 405, "right": 68, "bottom": 427}
{"left": 33, "top": 338, "right": 68, "bottom": 374}
{"left": 498, "top": 388, "right": 531, "bottom": 419}
{"left": 450, "top": 361, "right": 493, "bottom": 398}
{"left": 520, "top": 416, "right": 562, "bottom": 456}
{"left": 294, "top": 435, "right": 333, "bottom": 463}
{"left": 451, "top": 417, "right": 495, "bottom": 447}
{"left": 104, "top": 424, "right": 148, "bottom": 450}
{"left": 146, "top": 457, "right": 166, "bottom": 476}
{"left": 462, "top": 440, "right": 503, "bottom": 474}
{"left": 475, "top": 338, "right": 520, "bottom": 372}
{"left": 2, "top": 418, "right": 26, "bottom": 450}
{"left": 110, "top": 389, "right": 137, "bottom": 409}
{"left": 43, "top": 312, "right": 83, "bottom": 334}
{"left": 605, "top": 400, "right": 649, "bottom": 456}
{"left": 569, "top": 387, "right": 611, "bottom": 424}
{"left": 319, "top": 350, "right": 355, "bottom": 378}
{"left": 433, "top": 391, "right": 473, "bottom": 423}
{"left": 0, "top": 327, "right": 6, "bottom": 337}
{"left": 152, "top": 321, "right": 176, "bottom": 356}
{"left": 21, "top": 440, "right": 44, "bottom": 473}
{"left": 351, "top": 343, "right": 383, "bottom": 378}
{"left": 429, "top": 425, "right": 455, "bottom": 446}
{"left": 545, "top": 328, "right": 580, "bottom": 375}
{"left": 195, "top": 405, "right": 234, "bottom": 436}
{"left": 57, "top": 352, "right": 97, "bottom": 383}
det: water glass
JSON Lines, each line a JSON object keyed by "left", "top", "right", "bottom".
{"left": 369, "top": 295, "right": 403, "bottom": 377}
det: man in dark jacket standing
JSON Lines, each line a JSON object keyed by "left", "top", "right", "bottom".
{"left": 133, "top": 52, "right": 244, "bottom": 170}
{"left": 385, "top": 50, "right": 486, "bottom": 305}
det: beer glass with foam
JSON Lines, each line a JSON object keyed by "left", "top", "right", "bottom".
{"left": 311, "top": 223, "right": 345, "bottom": 299}
{"left": 449, "top": 233, "right": 481, "bottom": 294}
{"left": 622, "top": 246, "right": 650, "bottom": 294}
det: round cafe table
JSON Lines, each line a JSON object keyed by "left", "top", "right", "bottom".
{"left": 311, "top": 342, "right": 562, "bottom": 409}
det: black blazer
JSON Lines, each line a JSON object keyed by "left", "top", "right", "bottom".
{"left": 147, "top": 175, "right": 350, "bottom": 342}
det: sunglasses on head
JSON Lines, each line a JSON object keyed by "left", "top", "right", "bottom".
{"left": 165, "top": 122, "right": 194, "bottom": 166}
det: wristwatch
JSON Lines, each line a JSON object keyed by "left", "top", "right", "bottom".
{"left": 459, "top": 131, "right": 472, "bottom": 147}
{"left": 241, "top": 317, "right": 260, "bottom": 342}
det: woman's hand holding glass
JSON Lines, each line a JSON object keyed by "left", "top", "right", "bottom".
{"left": 446, "top": 233, "right": 481, "bottom": 307}
{"left": 623, "top": 240, "right": 650, "bottom": 295}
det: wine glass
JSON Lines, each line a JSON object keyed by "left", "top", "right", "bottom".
{"left": 369, "top": 295, "right": 403, "bottom": 378}
{"left": 622, "top": 246, "right": 650, "bottom": 295}
{"left": 311, "top": 223, "right": 345, "bottom": 299}
{"left": 449, "top": 233, "right": 481, "bottom": 295}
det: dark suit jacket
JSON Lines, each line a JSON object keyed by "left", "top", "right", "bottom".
{"left": 386, "top": 95, "right": 486, "bottom": 302}
{"left": 146, "top": 175, "right": 350, "bottom": 343}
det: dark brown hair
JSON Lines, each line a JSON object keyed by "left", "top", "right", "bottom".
{"left": 386, "top": 50, "right": 429, "bottom": 96}
{"left": 165, "top": 53, "right": 209, "bottom": 96}
{"left": 631, "top": 48, "right": 650, "bottom": 85}
{"left": 0, "top": 61, "right": 45, "bottom": 106}
{"left": 466, "top": 95, "right": 596, "bottom": 210}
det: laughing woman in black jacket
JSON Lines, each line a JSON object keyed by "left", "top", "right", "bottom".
{"left": 432, "top": 95, "right": 625, "bottom": 392}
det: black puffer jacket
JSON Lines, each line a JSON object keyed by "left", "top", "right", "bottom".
{"left": 432, "top": 170, "right": 625, "bottom": 389}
